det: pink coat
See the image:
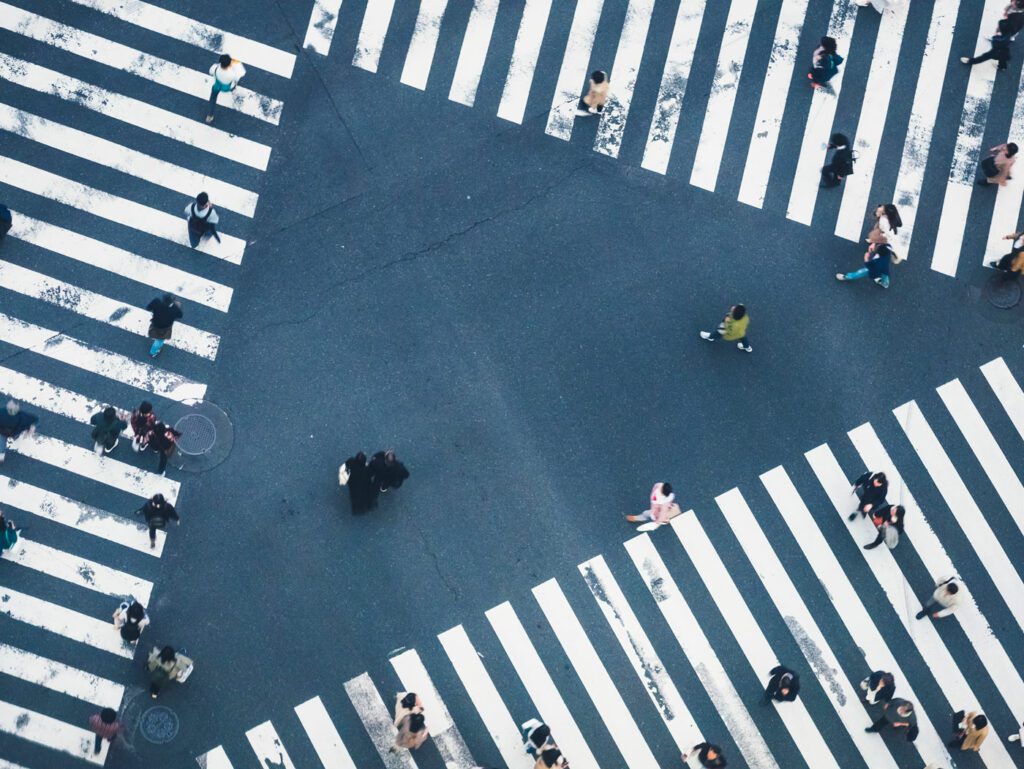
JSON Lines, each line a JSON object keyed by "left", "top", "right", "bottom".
{"left": 647, "top": 483, "right": 677, "bottom": 522}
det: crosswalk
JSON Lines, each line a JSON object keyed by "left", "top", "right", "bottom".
{"left": 0, "top": 0, "right": 296, "bottom": 766}
{"left": 196, "top": 352, "right": 1024, "bottom": 769}
{"left": 322, "top": 0, "right": 1024, "bottom": 279}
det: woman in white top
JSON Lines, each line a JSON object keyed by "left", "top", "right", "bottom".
{"left": 866, "top": 204, "right": 902, "bottom": 244}
{"left": 206, "top": 54, "right": 246, "bottom": 123}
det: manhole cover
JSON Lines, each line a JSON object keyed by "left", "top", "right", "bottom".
{"left": 140, "top": 706, "right": 179, "bottom": 744}
{"left": 174, "top": 413, "right": 217, "bottom": 456}
{"left": 985, "top": 274, "right": 1022, "bottom": 309}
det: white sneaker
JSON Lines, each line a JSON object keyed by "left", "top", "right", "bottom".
{"left": 737, "top": 343, "right": 752, "bottom": 353}
{"left": 960, "top": 56, "right": 970, "bottom": 64}
{"left": 699, "top": 331, "right": 714, "bottom": 340}
{"left": 835, "top": 273, "right": 847, "bottom": 281}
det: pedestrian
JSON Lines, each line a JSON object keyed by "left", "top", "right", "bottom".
{"left": 369, "top": 449, "right": 410, "bottom": 493}
{"left": 138, "top": 493, "right": 179, "bottom": 549}
{"left": 977, "top": 142, "right": 1018, "bottom": 187}
{"left": 847, "top": 471, "right": 888, "bottom": 519}
{"left": 915, "top": 577, "right": 963, "bottom": 620}
{"left": 575, "top": 70, "right": 609, "bottom": 116}
{"left": 148, "top": 421, "right": 182, "bottom": 475}
{"left": 961, "top": 19, "right": 1014, "bottom": 70}
{"left": 391, "top": 692, "right": 428, "bottom": 752}
{"left": 1010, "top": 720, "right": 1024, "bottom": 743}
{"left": 535, "top": 749, "right": 569, "bottom": 769}
{"left": 0, "top": 203, "right": 11, "bottom": 241}
{"left": 340, "top": 451, "right": 377, "bottom": 514}
{"left": 88, "top": 708, "right": 122, "bottom": 754}
{"left": 1006, "top": 0, "right": 1024, "bottom": 36}
{"left": 205, "top": 54, "right": 246, "bottom": 123}
{"left": 820, "top": 133, "right": 855, "bottom": 188}
{"left": 0, "top": 512, "right": 19, "bottom": 557}
{"left": 147, "top": 645, "right": 194, "bottom": 698}
{"left": 146, "top": 294, "right": 183, "bottom": 358}
{"left": 863, "top": 503, "right": 905, "bottom": 550}
{"left": 184, "top": 192, "right": 222, "bottom": 249}
{"left": 950, "top": 711, "right": 989, "bottom": 751}
{"left": 0, "top": 399, "right": 38, "bottom": 462}
{"left": 112, "top": 598, "right": 150, "bottom": 642}
{"left": 990, "top": 229, "right": 1024, "bottom": 274}
{"left": 860, "top": 670, "right": 896, "bottom": 705}
{"left": 763, "top": 665, "right": 800, "bottom": 703}
{"left": 522, "top": 718, "right": 556, "bottom": 756}
{"left": 866, "top": 698, "right": 918, "bottom": 741}
{"left": 626, "top": 482, "right": 681, "bottom": 528}
{"left": 866, "top": 204, "right": 902, "bottom": 244}
{"left": 700, "top": 304, "right": 752, "bottom": 353}
{"left": 808, "top": 36, "right": 843, "bottom": 88}
{"left": 836, "top": 241, "right": 894, "bottom": 288}
{"left": 90, "top": 406, "right": 127, "bottom": 455}
{"left": 683, "top": 743, "right": 727, "bottom": 769}
{"left": 130, "top": 401, "right": 157, "bottom": 452}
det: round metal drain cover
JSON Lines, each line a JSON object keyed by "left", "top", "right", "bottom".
{"left": 985, "top": 275, "right": 1022, "bottom": 309}
{"left": 140, "top": 706, "right": 179, "bottom": 744}
{"left": 174, "top": 413, "right": 217, "bottom": 456}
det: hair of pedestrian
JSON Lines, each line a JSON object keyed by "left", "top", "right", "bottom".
{"left": 899, "top": 702, "right": 914, "bottom": 713}
{"left": 409, "top": 713, "right": 426, "bottom": 732}
{"left": 354, "top": 451, "right": 367, "bottom": 463}
{"left": 731, "top": 304, "right": 746, "bottom": 320}
{"left": 159, "top": 646, "right": 176, "bottom": 663}
{"left": 100, "top": 708, "right": 117, "bottom": 723}
{"left": 126, "top": 601, "right": 145, "bottom": 623}
{"left": 541, "top": 748, "right": 562, "bottom": 766}
{"left": 974, "top": 715, "right": 988, "bottom": 729}
{"left": 999, "top": 18, "right": 1014, "bottom": 35}
{"left": 946, "top": 583, "right": 959, "bottom": 594}
{"left": 590, "top": 70, "right": 606, "bottom": 84}
{"left": 5, "top": 399, "right": 18, "bottom": 415}
{"left": 400, "top": 692, "right": 417, "bottom": 709}
{"left": 138, "top": 401, "right": 153, "bottom": 415}
{"left": 103, "top": 406, "right": 117, "bottom": 420}
{"left": 874, "top": 472, "right": 887, "bottom": 484}
{"left": 196, "top": 192, "right": 209, "bottom": 206}
{"left": 385, "top": 449, "right": 397, "bottom": 463}
{"left": 662, "top": 482, "right": 674, "bottom": 496}
{"left": 219, "top": 54, "right": 233, "bottom": 68}
{"left": 1007, "top": 143, "right": 1019, "bottom": 157}
{"left": 151, "top": 493, "right": 165, "bottom": 505}
{"left": 829, "top": 132, "right": 849, "bottom": 146}
{"left": 820, "top": 36, "right": 837, "bottom": 53}
{"left": 882, "top": 204, "right": 903, "bottom": 230}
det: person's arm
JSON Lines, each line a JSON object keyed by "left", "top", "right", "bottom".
{"left": 166, "top": 505, "right": 180, "bottom": 523}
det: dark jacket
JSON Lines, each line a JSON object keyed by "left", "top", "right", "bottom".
{"left": 0, "top": 409, "right": 38, "bottom": 439}
{"left": 881, "top": 698, "right": 917, "bottom": 734}
{"left": 989, "top": 32, "right": 1013, "bottom": 62}
{"left": 826, "top": 140, "right": 855, "bottom": 176}
{"left": 344, "top": 455, "right": 377, "bottom": 514}
{"left": 766, "top": 665, "right": 800, "bottom": 701}
{"left": 692, "top": 743, "right": 727, "bottom": 769}
{"left": 854, "top": 471, "right": 888, "bottom": 513}
{"left": 810, "top": 52, "right": 843, "bottom": 84}
{"left": 865, "top": 244, "right": 892, "bottom": 279}
{"left": 370, "top": 452, "right": 410, "bottom": 490}
{"left": 90, "top": 411, "right": 126, "bottom": 447}
{"left": 147, "top": 298, "right": 183, "bottom": 330}
{"left": 149, "top": 426, "right": 181, "bottom": 456}
{"left": 873, "top": 503, "right": 905, "bottom": 533}
{"left": 866, "top": 670, "right": 896, "bottom": 703}
{"left": 142, "top": 500, "right": 179, "bottom": 528}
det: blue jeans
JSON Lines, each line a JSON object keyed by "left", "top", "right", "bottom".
{"left": 844, "top": 267, "right": 889, "bottom": 287}
{"left": 708, "top": 329, "right": 749, "bottom": 346}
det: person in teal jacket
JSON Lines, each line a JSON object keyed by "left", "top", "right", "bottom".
{"left": 0, "top": 512, "right": 19, "bottom": 557}
{"left": 700, "top": 305, "right": 752, "bottom": 353}
{"left": 808, "top": 37, "right": 843, "bottom": 87}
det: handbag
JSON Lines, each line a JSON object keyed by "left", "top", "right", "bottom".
{"left": 338, "top": 463, "right": 350, "bottom": 486}
{"left": 981, "top": 155, "right": 999, "bottom": 178}
{"left": 884, "top": 524, "right": 899, "bottom": 549}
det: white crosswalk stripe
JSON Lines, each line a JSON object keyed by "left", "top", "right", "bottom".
{"left": 344, "top": 673, "right": 418, "bottom": 769}
{"left": 983, "top": 64, "right": 1024, "bottom": 264}
{"left": 353, "top": 0, "right": 399, "bottom": 73}
{"left": 305, "top": 0, "right": 345, "bottom": 56}
{"left": 0, "top": 700, "right": 106, "bottom": 765}
{"left": 496, "top": 0, "right": 553, "bottom": 125}
{"left": 294, "top": 696, "right": 359, "bottom": 769}
{"left": 545, "top": 0, "right": 604, "bottom": 141}
{"left": 0, "top": 588, "right": 135, "bottom": 659}
{"left": 0, "top": 644, "right": 124, "bottom": 706}
{"left": 246, "top": 722, "right": 297, "bottom": 769}
{"left": 448, "top": 0, "right": 501, "bottom": 108}
{"left": 980, "top": 356, "right": 1024, "bottom": 440}
{"left": 195, "top": 746, "right": 236, "bottom": 769}
{"left": 400, "top": 0, "right": 450, "bottom": 91}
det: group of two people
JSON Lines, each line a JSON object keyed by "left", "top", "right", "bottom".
{"left": 339, "top": 450, "right": 410, "bottom": 514}
{"left": 91, "top": 402, "right": 181, "bottom": 475}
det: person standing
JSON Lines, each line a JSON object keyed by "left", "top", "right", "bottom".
{"left": 184, "top": 193, "right": 222, "bottom": 249}
{"left": 147, "top": 645, "right": 193, "bottom": 698}
{"left": 205, "top": 54, "right": 246, "bottom": 123}
{"left": 820, "top": 133, "right": 855, "bottom": 188}
{"left": 950, "top": 711, "right": 989, "bottom": 751}
{"left": 90, "top": 406, "right": 127, "bottom": 455}
{"left": 864, "top": 503, "right": 905, "bottom": 550}
{"left": 866, "top": 204, "right": 902, "bottom": 244}
{"left": 808, "top": 37, "right": 843, "bottom": 88}
{"left": 866, "top": 698, "right": 917, "bottom": 741}
{"left": 836, "top": 241, "right": 894, "bottom": 288}
{"left": 130, "top": 401, "right": 157, "bottom": 452}
{"left": 0, "top": 203, "right": 11, "bottom": 241}
{"left": 0, "top": 399, "right": 38, "bottom": 462}
{"left": 340, "top": 452, "right": 377, "bottom": 514}
{"left": 977, "top": 142, "right": 1018, "bottom": 187}
{"left": 146, "top": 295, "right": 183, "bottom": 358}
{"left": 112, "top": 599, "right": 150, "bottom": 642}
{"left": 860, "top": 670, "right": 896, "bottom": 705}
{"left": 370, "top": 450, "right": 410, "bottom": 494}
{"left": 763, "top": 665, "right": 800, "bottom": 703}
{"left": 139, "top": 494, "right": 179, "bottom": 549}
{"left": 0, "top": 512, "right": 19, "bottom": 558}
{"left": 576, "top": 70, "right": 609, "bottom": 116}
{"left": 848, "top": 471, "right": 889, "bottom": 519}
{"left": 626, "top": 482, "right": 680, "bottom": 526}
{"left": 391, "top": 692, "right": 428, "bottom": 753}
{"left": 961, "top": 19, "right": 1014, "bottom": 70}
{"left": 148, "top": 422, "right": 181, "bottom": 475}
{"left": 88, "top": 708, "right": 122, "bottom": 754}
{"left": 683, "top": 743, "right": 727, "bottom": 769}
{"left": 915, "top": 577, "right": 963, "bottom": 620}
{"left": 700, "top": 304, "right": 752, "bottom": 352}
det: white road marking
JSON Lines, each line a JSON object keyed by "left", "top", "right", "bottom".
{"left": 195, "top": 746, "right": 236, "bottom": 769}
{"left": 545, "top": 0, "right": 604, "bottom": 141}
{"left": 401, "top": 0, "right": 450, "bottom": 91}
{"left": 246, "top": 721, "right": 297, "bottom": 769}
{"left": 5, "top": 539, "right": 153, "bottom": 603}
{"left": 0, "top": 367, "right": 133, "bottom": 439}
{"left": 984, "top": 63, "right": 1024, "bottom": 263}
{"left": 344, "top": 673, "right": 418, "bottom": 769}
{"left": 0, "top": 699, "right": 105, "bottom": 765}
{"left": 980, "top": 356, "right": 1024, "bottom": 441}
{"left": 0, "top": 643, "right": 124, "bottom": 706}
{"left": 0, "top": 588, "right": 134, "bottom": 658}
{"left": 353, "top": 0, "right": 398, "bottom": 73}
{"left": 497, "top": 0, "right": 554, "bottom": 124}
{"left": 449, "top": 0, "right": 500, "bottom": 107}
{"left": 294, "top": 696, "right": 358, "bottom": 769}
{"left": 304, "top": 0, "right": 345, "bottom": 56}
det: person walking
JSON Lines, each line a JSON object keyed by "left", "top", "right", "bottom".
{"left": 0, "top": 399, "right": 38, "bottom": 462}
{"left": 184, "top": 193, "right": 222, "bottom": 249}
{"left": 821, "top": 133, "right": 855, "bottom": 188}
{"left": 90, "top": 406, "right": 127, "bottom": 455}
{"left": 370, "top": 450, "right": 410, "bottom": 494}
{"left": 915, "top": 577, "right": 963, "bottom": 620}
{"left": 340, "top": 452, "right": 377, "bottom": 514}
{"left": 977, "top": 142, "right": 1018, "bottom": 187}
{"left": 1009, "top": 720, "right": 1024, "bottom": 744}
{"left": 990, "top": 229, "right": 1024, "bottom": 273}
{"left": 112, "top": 598, "right": 149, "bottom": 642}
{"left": 961, "top": 19, "right": 1015, "bottom": 70}
{"left": 534, "top": 749, "right": 569, "bottom": 768}
{"left": 576, "top": 70, "right": 609, "bottom": 116}
{"left": 860, "top": 670, "right": 896, "bottom": 705}
{"left": 522, "top": 718, "right": 556, "bottom": 756}
{"left": 683, "top": 743, "right": 727, "bottom": 769}
{"left": 808, "top": 37, "right": 843, "bottom": 88}
{"left": 836, "top": 241, "right": 894, "bottom": 288}
{"left": 130, "top": 401, "right": 157, "bottom": 452}
{"left": 1006, "top": 0, "right": 1024, "bottom": 36}
{"left": 950, "top": 711, "right": 990, "bottom": 751}
{"left": 866, "top": 698, "right": 918, "bottom": 741}
{"left": 148, "top": 421, "right": 182, "bottom": 475}
{"left": 138, "top": 494, "right": 179, "bottom": 549}
{"left": 626, "top": 482, "right": 681, "bottom": 528}
{"left": 848, "top": 471, "right": 889, "bottom": 519}
{"left": 866, "top": 204, "right": 902, "bottom": 244}
{"left": 0, "top": 512, "right": 19, "bottom": 558}
{"left": 146, "top": 294, "right": 183, "bottom": 358}
{"left": 700, "top": 304, "right": 752, "bottom": 352}
{"left": 0, "top": 203, "right": 11, "bottom": 241}
{"left": 864, "top": 503, "right": 905, "bottom": 550}
{"left": 205, "top": 54, "right": 246, "bottom": 123}
{"left": 763, "top": 665, "right": 800, "bottom": 703}
{"left": 147, "top": 645, "right": 193, "bottom": 698}
{"left": 391, "top": 692, "right": 428, "bottom": 753}
{"left": 88, "top": 708, "right": 122, "bottom": 754}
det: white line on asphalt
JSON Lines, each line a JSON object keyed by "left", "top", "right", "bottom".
{"left": 0, "top": 699, "right": 105, "bottom": 765}
{"left": 294, "top": 696, "right": 358, "bottom": 769}
{"left": 689, "top": 0, "right": 757, "bottom": 191}
{"left": 344, "top": 673, "right": 418, "bottom": 769}
{"left": 0, "top": 54, "right": 271, "bottom": 171}
{"left": 486, "top": 601, "right": 599, "bottom": 769}
{"left": 673, "top": 514, "right": 843, "bottom": 769}
{"left": 980, "top": 357, "right": 1024, "bottom": 441}
{"left": 0, "top": 475, "right": 166, "bottom": 555}
{"left": 0, "top": 157, "right": 245, "bottom": 264}
{"left": 984, "top": 61, "right": 1024, "bottom": 264}
{"left": 9, "top": 213, "right": 232, "bottom": 312}
{"left": 246, "top": 722, "right": 297, "bottom": 769}
{"left": 64, "top": 0, "right": 296, "bottom": 78}
{"left": 353, "top": 0, "right": 398, "bottom": 73}
{"left": 438, "top": 625, "right": 533, "bottom": 769}
{"left": 593, "top": 0, "right": 654, "bottom": 160}
{"left": 304, "top": 0, "right": 345, "bottom": 56}
{"left": 390, "top": 648, "right": 476, "bottom": 769}
{"left": 582, "top": 553, "right": 702, "bottom": 754}
{"left": 7, "top": 433, "right": 180, "bottom": 502}
{"left": 0, "top": 643, "right": 124, "bottom": 706}
{"left": 0, "top": 313, "right": 207, "bottom": 402}
{"left": 497, "top": 0, "right": 554, "bottom": 124}
{"left": 737, "top": 0, "right": 811, "bottom": 206}
{"left": 0, "top": 104, "right": 259, "bottom": 217}
{"left": 5, "top": 539, "right": 153, "bottom": 603}
{"left": 640, "top": 0, "right": 707, "bottom": 175}
{"left": 545, "top": 0, "right": 604, "bottom": 141}
{"left": 930, "top": 0, "right": 1007, "bottom": 276}
{"left": 0, "top": 588, "right": 134, "bottom": 658}
{"left": 195, "top": 746, "right": 236, "bottom": 769}
{"left": 0, "top": 261, "right": 219, "bottom": 360}
{"left": 449, "top": 0, "right": 500, "bottom": 107}
{"left": 400, "top": 0, "right": 450, "bottom": 90}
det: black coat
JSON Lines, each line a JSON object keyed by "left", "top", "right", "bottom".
{"left": 854, "top": 472, "right": 888, "bottom": 513}
{"left": 143, "top": 500, "right": 179, "bottom": 528}
{"left": 147, "top": 298, "right": 183, "bottom": 330}
{"left": 370, "top": 452, "right": 410, "bottom": 490}
{"left": 345, "top": 456, "right": 377, "bottom": 514}
{"left": 766, "top": 665, "right": 800, "bottom": 701}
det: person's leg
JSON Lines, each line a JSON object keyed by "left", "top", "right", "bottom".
{"left": 149, "top": 524, "right": 158, "bottom": 549}
{"left": 736, "top": 335, "right": 752, "bottom": 352}
{"left": 700, "top": 328, "right": 722, "bottom": 341}
{"left": 864, "top": 527, "right": 885, "bottom": 549}
{"left": 915, "top": 599, "right": 937, "bottom": 619}
{"left": 865, "top": 717, "right": 888, "bottom": 733}
{"left": 94, "top": 733, "right": 104, "bottom": 753}
{"left": 843, "top": 266, "right": 870, "bottom": 280}
{"left": 873, "top": 273, "right": 890, "bottom": 288}
{"left": 820, "top": 166, "right": 840, "bottom": 187}
{"left": 206, "top": 87, "right": 218, "bottom": 121}
{"left": 965, "top": 49, "right": 998, "bottom": 65}
{"left": 157, "top": 449, "right": 168, "bottom": 474}
{"left": 150, "top": 338, "right": 165, "bottom": 357}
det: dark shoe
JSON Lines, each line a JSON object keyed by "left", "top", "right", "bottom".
{"left": 847, "top": 511, "right": 858, "bottom": 521}
{"left": 865, "top": 726, "right": 880, "bottom": 733}
{"left": 863, "top": 541, "right": 880, "bottom": 550}
{"left": 915, "top": 610, "right": 927, "bottom": 619}
{"left": 977, "top": 179, "right": 989, "bottom": 186}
